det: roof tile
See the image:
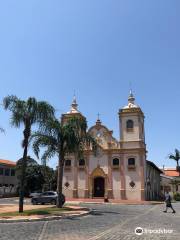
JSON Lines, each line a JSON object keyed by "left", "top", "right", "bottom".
{"left": 0, "top": 159, "right": 16, "bottom": 166}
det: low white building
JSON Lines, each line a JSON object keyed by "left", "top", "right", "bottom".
{"left": 0, "top": 159, "right": 18, "bottom": 196}
{"left": 160, "top": 167, "right": 180, "bottom": 195}
{"left": 145, "top": 160, "right": 163, "bottom": 200}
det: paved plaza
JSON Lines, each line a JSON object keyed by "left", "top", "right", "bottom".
{"left": 0, "top": 202, "right": 179, "bottom": 240}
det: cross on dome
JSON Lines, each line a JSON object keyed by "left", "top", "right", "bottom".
{"left": 67, "top": 95, "right": 80, "bottom": 114}
{"left": 123, "top": 90, "right": 139, "bottom": 109}
{"left": 96, "top": 113, "right": 102, "bottom": 125}
{"left": 128, "top": 90, "right": 135, "bottom": 104}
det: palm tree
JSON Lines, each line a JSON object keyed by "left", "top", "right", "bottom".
{"left": 169, "top": 149, "right": 180, "bottom": 176}
{"left": 31, "top": 116, "right": 97, "bottom": 208}
{"left": 3, "top": 95, "right": 55, "bottom": 212}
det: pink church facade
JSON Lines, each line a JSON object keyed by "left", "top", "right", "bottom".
{"left": 62, "top": 92, "right": 146, "bottom": 201}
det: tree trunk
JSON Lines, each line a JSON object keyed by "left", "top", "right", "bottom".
{"left": 56, "top": 153, "right": 64, "bottom": 208}
{"left": 176, "top": 161, "right": 180, "bottom": 176}
{"left": 19, "top": 127, "right": 30, "bottom": 213}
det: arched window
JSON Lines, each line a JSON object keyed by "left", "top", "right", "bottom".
{"left": 65, "top": 159, "right": 71, "bottom": 167}
{"left": 113, "top": 158, "right": 119, "bottom": 166}
{"left": 128, "top": 158, "right": 135, "bottom": 166}
{"left": 79, "top": 159, "right": 85, "bottom": 166}
{"left": 126, "top": 120, "right": 134, "bottom": 129}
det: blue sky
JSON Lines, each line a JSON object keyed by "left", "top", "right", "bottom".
{"left": 0, "top": 1, "right": 180, "bottom": 169}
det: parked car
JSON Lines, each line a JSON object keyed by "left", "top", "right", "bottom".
{"left": 29, "top": 192, "right": 42, "bottom": 198}
{"left": 31, "top": 191, "right": 65, "bottom": 205}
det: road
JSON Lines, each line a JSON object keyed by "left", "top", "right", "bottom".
{"left": 0, "top": 201, "right": 179, "bottom": 240}
{"left": 0, "top": 197, "right": 31, "bottom": 205}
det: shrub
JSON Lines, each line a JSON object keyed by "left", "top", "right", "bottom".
{"left": 173, "top": 192, "right": 180, "bottom": 201}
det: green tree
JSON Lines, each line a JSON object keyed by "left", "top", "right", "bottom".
{"left": 169, "top": 149, "right": 180, "bottom": 176}
{"left": 3, "top": 95, "right": 55, "bottom": 212}
{"left": 16, "top": 157, "right": 56, "bottom": 195}
{"left": 32, "top": 116, "right": 97, "bottom": 208}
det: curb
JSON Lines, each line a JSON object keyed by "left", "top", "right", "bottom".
{"left": 77, "top": 201, "right": 164, "bottom": 206}
{"left": 0, "top": 210, "right": 91, "bottom": 223}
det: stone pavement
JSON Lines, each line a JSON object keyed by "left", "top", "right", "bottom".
{"left": 0, "top": 202, "right": 179, "bottom": 240}
{"left": 66, "top": 198, "right": 163, "bottom": 205}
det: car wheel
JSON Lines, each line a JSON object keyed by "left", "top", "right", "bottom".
{"left": 51, "top": 199, "right": 56, "bottom": 205}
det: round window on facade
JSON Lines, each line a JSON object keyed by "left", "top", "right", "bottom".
{"left": 113, "top": 158, "right": 119, "bottom": 166}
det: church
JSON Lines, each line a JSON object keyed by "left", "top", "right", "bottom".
{"left": 61, "top": 92, "right": 160, "bottom": 201}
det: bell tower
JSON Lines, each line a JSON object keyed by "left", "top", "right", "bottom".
{"left": 119, "top": 91, "right": 145, "bottom": 149}
{"left": 61, "top": 96, "right": 86, "bottom": 199}
{"left": 119, "top": 91, "right": 146, "bottom": 201}
{"left": 61, "top": 95, "right": 86, "bottom": 124}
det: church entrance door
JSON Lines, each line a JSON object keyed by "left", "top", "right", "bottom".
{"left": 93, "top": 177, "right": 105, "bottom": 197}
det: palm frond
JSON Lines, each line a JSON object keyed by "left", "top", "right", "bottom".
{"left": 0, "top": 127, "right": 5, "bottom": 133}
{"left": 3, "top": 95, "right": 25, "bottom": 127}
{"left": 169, "top": 149, "right": 180, "bottom": 166}
{"left": 31, "top": 131, "right": 58, "bottom": 159}
{"left": 41, "top": 146, "right": 56, "bottom": 163}
{"left": 169, "top": 154, "right": 176, "bottom": 160}
{"left": 3, "top": 95, "right": 19, "bottom": 111}
{"left": 36, "top": 101, "right": 55, "bottom": 124}
{"left": 175, "top": 149, "right": 180, "bottom": 159}
{"left": 62, "top": 116, "right": 97, "bottom": 157}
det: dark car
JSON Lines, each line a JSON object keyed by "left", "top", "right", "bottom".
{"left": 31, "top": 191, "right": 65, "bottom": 205}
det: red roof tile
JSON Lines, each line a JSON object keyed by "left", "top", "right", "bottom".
{"left": 0, "top": 159, "right": 16, "bottom": 166}
{"left": 164, "top": 170, "right": 179, "bottom": 177}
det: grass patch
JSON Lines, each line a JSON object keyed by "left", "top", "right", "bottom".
{"left": 0, "top": 207, "right": 73, "bottom": 217}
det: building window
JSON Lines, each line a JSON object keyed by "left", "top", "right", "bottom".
{"left": 0, "top": 168, "right": 3, "bottom": 175}
{"left": 128, "top": 158, "right": 135, "bottom": 166}
{"left": 126, "top": 120, "right": 134, "bottom": 130}
{"left": 128, "top": 158, "right": 136, "bottom": 170}
{"left": 65, "top": 159, "right": 71, "bottom": 167}
{"left": 4, "top": 168, "right": 10, "bottom": 176}
{"left": 11, "top": 169, "right": 15, "bottom": 176}
{"left": 112, "top": 158, "right": 119, "bottom": 166}
{"left": 79, "top": 159, "right": 85, "bottom": 166}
